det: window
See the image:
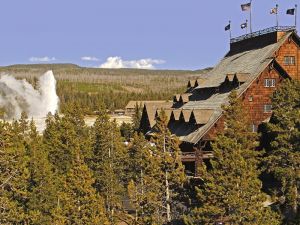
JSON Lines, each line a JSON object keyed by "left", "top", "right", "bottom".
{"left": 284, "top": 56, "right": 295, "bottom": 65}
{"left": 251, "top": 123, "right": 258, "bottom": 133}
{"left": 264, "top": 79, "right": 276, "bottom": 87}
{"left": 248, "top": 96, "right": 253, "bottom": 102}
{"left": 264, "top": 104, "right": 272, "bottom": 113}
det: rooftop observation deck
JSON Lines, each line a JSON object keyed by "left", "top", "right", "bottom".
{"left": 230, "top": 26, "right": 296, "bottom": 44}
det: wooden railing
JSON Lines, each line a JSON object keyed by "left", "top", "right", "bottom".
{"left": 180, "top": 151, "right": 214, "bottom": 161}
{"left": 230, "top": 26, "right": 296, "bottom": 43}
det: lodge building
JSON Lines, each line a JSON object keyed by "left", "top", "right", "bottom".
{"left": 140, "top": 26, "right": 300, "bottom": 177}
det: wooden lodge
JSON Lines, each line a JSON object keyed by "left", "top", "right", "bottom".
{"left": 125, "top": 100, "right": 171, "bottom": 115}
{"left": 140, "top": 26, "right": 300, "bottom": 177}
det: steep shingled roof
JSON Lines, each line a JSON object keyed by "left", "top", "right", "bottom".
{"left": 191, "top": 109, "right": 214, "bottom": 125}
{"left": 171, "top": 109, "right": 181, "bottom": 121}
{"left": 178, "top": 31, "right": 293, "bottom": 144}
{"left": 144, "top": 102, "right": 173, "bottom": 127}
{"left": 181, "top": 109, "right": 193, "bottom": 122}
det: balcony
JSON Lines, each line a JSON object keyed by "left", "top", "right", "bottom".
{"left": 180, "top": 151, "right": 214, "bottom": 162}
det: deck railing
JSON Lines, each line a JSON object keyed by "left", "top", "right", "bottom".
{"left": 230, "top": 26, "right": 296, "bottom": 44}
{"left": 180, "top": 151, "right": 214, "bottom": 161}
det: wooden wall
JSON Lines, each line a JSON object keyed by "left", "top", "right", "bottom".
{"left": 276, "top": 38, "right": 300, "bottom": 80}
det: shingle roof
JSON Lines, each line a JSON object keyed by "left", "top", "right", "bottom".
{"left": 180, "top": 93, "right": 192, "bottom": 103}
{"left": 181, "top": 109, "right": 192, "bottom": 122}
{"left": 173, "top": 94, "right": 181, "bottom": 102}
{"left": 196, "top": 32, "right": 291, "bottom": 89}
{"left": 171, "top": 109, "right": 181, "bottom": 121}
{"left": 126, "top": 100, "right": 168, "bottom": 109}
{"left": 191, "top": 109, "right": 214, "bottom": 125}
{"left": 144, "top": 102, "right": 173, "bottom": 127}
{"left": 177, "top": 31, "right": 293, "bottom": 144}
{"left": 187, "top": 80, "right": 196, "bottom": 88}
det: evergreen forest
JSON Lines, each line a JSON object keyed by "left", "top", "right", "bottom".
{"left": 0, "top": 64, "right": 211, "bottom": 113}
{"left": 0, "top": 76, "right": 299, "bottom": 224}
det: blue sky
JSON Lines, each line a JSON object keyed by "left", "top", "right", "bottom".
{"left": 0, "top": 0, "right": 298, "bottom": 70}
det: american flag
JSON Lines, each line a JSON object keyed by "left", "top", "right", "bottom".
{"left": 241, "top": 3, "right": 251, "bottom": 11}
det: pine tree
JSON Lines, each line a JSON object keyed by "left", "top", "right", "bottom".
{"left": 262, "top": 80, "right": 300, "bottom": 223}
{"left": 0, "top": 121, "right": 25, "bottom": 224}
{"left": 127, "top": 132, "right": 164, "bottom": 224}
{"left": 132, "top": 104, "right": 142, "bottom": 132}
{"left": 26, "top": 120, "right": 59, "bottom": 225}
{"left": 185, "top": 91, "right": 280, "bottom": 224}
{"left": 90, "top": 108, "right": 129, "bottom": 223}
{"left": 0, "top": 119, "right": 30, "bottom": 224}
{"left": 150, "top": 110, "right": 186, "bottom": 224}
{"left": 43, "top": 103, "right": 92, "bottom": 175}
{"left": 60, "top": 150, "right": 109, "bottom": 225}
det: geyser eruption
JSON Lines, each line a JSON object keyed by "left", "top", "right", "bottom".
{"left": 0, "top": 70, "right": 59, "bottom": 119}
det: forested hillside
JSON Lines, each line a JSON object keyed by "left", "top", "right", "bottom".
{"left": 0, "top": 64, "right": 212, "bottom": 113}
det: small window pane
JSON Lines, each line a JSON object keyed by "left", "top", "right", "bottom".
{"left": 250, "top": 123, "right": 257, "bottom": 132}
{"left": 264, "top": 79, "right": 276, "bottom": 87}
{"left": 284, "top": 56, "right": 296, "bottom": 65}
{"left": 264, "top": 104, "right": 272, "bottom": 113}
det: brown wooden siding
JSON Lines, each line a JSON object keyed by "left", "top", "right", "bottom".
{"left": 276, "top": 38, "right": 300, "bottom": 80}
{"left": 242, "top": 67, "right": 284, "bottom": 126}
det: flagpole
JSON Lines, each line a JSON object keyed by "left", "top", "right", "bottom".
{"left": 296, "top": 4, "right": 298, "bottom": 28}
{"left": 250, "top": 0, "right": 253, "bottom": 33}
{"left": 229, "top": 20, "right": 232, "bottom": 39}
{"left": 246, "top": 20, "right": 248, "bottom": 34}
{"left": 276, "top": 4, "right": 279, "bottom": 27}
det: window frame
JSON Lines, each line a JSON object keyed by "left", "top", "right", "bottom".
{"left": 284, "top": 56, "right": 296, "bottom": 65}
{"left": 264, "top": 78, "right": 276, "bottom": 87}
{"left": 263, "top": 104, "right": 272, "bottom": 113}
{"left": 251, "top": 123, "right": 257, "bottom": 133}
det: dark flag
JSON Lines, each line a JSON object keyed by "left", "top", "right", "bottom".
{"left": 286, "top": 8, "right": 295, "bottom": 15}
{"left": 225, "top": 23, "right": 231, "bottom": 31}
{"left": 241, "top": 3, "right": 251, "bottom": 11}
{"left": 241, "top": 22, "right": 247, "bottom": 29}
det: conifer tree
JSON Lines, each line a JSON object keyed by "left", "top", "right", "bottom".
{"left": 26, "top": 120, "right": 59, "bottom": 224}
{"left": 132, "top": 104, "right": 142, "bottom": 132}
{"left": 127, "top": 132, "right": 164, "bottom": 224}
{"left": 263, "top": 80, "right": 300, "bottom": 223}
{"left": 150, "top": 110, "right": 186, "bottom": 224}
{"left": 0, "top": 121, "right": 25, "bottom": 224}
{"left": 90, "top": 108, "right": 128, "bottom": 223}
{"left": 43, "top": 103, "right": 91, "bottom": 175}
{"left": 185, "top": 91, "right": 280, "bottom": 224}
{"left": 59, "top": 150, "right": 109, "bottom": 225}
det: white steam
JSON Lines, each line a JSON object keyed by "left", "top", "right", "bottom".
{"left": 0, "top": 70, "right": 59, "bottom": 119}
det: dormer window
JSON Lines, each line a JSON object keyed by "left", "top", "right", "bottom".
{"left": 264, "top": 79, "right": 276, "bottom": 87}
{"left": 284, "top": 56, "right": 295, "bottom": 65}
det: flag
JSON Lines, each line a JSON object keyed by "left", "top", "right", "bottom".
{"left": 241, "top": 3, "right": 251, "bottom": 11}
{"left": 225, "top": 23, "right": 230, "bottom": 31}
{"left": 241, "top": 22, "right": 247, "bottom": 29}
{"left": 270, "top": 7, "right": 278, "bottom": 14}
{"left": 286, "top": 8, "right": 295, "bottom": 15}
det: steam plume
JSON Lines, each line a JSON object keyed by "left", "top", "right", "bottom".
{"left": 0, "top": 70, "right": 59, "bottom": 119}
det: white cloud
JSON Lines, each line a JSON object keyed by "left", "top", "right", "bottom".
{"left": 29, "top": 56, "right": 56, "bottom": 62}
{"left": 99, "top": 56, "right": 165, "bottom": 69}
{"left": 81, "top": 56, "right": 99, "bottom": 62}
